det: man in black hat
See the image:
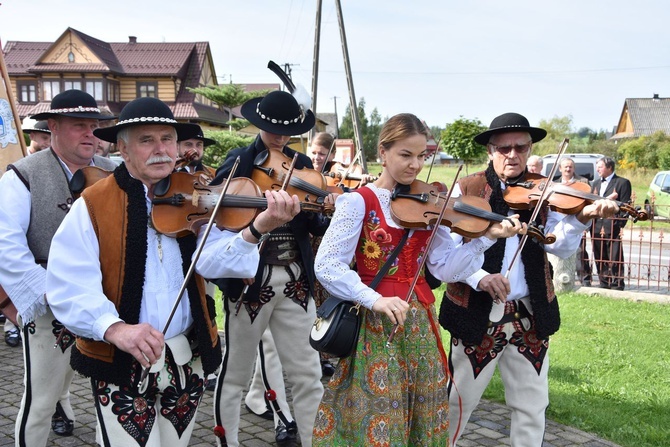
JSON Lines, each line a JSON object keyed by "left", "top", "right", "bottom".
{"left": 210, "top": 89, "right": 335, "bottom": 447}
{"left": 439, "top": 112, "right": 620, "bottom": 446}
{"left": 22, "top": 120, "right": 52, "bottom": 154}
{"left": 0, "top": 89, "right": 117, "bottom": 446}
{"left": 176, "top": 123, "right": 217, "bottom": 180}
{"left": 45, "top": 96, "right": 300, "bottom": 447}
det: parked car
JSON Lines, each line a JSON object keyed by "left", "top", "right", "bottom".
{"left": 644, "top": 170, "right": 670, "bottom": 219}
{"left": 541, "top": 153, "right": 604, "bottom": 183}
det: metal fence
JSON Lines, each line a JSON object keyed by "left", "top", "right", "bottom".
{"left": 576, "top": 210, "right": 669, "bottom": 293}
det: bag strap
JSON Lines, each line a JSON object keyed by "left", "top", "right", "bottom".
{"left": 369, "top": 229, "right": 409, "bottom": 290}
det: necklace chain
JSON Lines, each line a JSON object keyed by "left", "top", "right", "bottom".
{"left": 148, "top": 216, "right": 163, "bottom": 262}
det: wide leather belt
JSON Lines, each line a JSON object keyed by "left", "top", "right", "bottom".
{"left": 264, "top": 237, "right": 301, "bottom": 266}
{"left": 488, "top": 299, "right": 531, "bottom": 327}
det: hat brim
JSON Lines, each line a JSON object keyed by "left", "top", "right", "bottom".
{"left": 94, "top": 121, "right": 195, "bottom": 143}
{"left": 241, "top": 97, "right": 315, "bottom": 136}
{"left": 474, "top": 126, "right": 547, "bottom": 145}
{"left": 31, "top": 111, "right": 117, "bottom": 121}
{"left": 22, "top": 128, "right": 51, "bottom": 134}
{"left": 200, "top": 136, "right": 216, "bottom": 147}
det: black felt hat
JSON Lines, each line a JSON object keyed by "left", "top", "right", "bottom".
{"left": 179, "top": 123, "right": 216, "bottom": 147}
{"left": 22, "top": 120, "right": 51, "bottom": 134}
{"left": 241, "top": 90, "right": 315, "bottom": 136}
{"left": 474, "top": 112, "right": 547, "bottom": 145}
{"left": 31, "top": 90, "right": 117, "bottom": 121}
{"left": 94, "top": 97, "right": 193, "bottom": 143}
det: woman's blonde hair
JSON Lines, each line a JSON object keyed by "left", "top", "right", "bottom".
{"left": 378, "top": 113, "right": 427, "bottom": 156}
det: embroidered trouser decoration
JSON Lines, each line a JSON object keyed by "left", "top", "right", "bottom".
{"left": 92, "top": 341, "right": 204, "bottom": 447}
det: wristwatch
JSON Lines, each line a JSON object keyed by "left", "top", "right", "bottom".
{"left": 248, "top": 222, "right": 270, "bottom": 244}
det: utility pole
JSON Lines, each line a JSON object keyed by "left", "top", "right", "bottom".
{"left": 334, "top": 0, "right": 367, "bottom": 172}
{"left": 310, "top": 0, "right": 323, "bottom": 139}
{"left": 332, "top": 96, "right": 339, "bottom": 137}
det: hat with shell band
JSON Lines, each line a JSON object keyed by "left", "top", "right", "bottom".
{"left": 178, "top": 123, "right": 216, "bottom": 147}
{"left": 240, "top": 90, "right": 315, "bottom": 136}
{"left": 22, "top": 120, "right": 51, "bottom": 134}
{"left": 474, "top": 112, "right": 547, "bottom": 146}
{"left": 94, "top": 97, "right": 193, "bottom": 143}
{"left": 31, "top": 89, "right": 117, "bottom": 121}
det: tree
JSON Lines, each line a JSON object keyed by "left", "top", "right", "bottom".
{"left": 188, "top": 84, "right": 272, "bottom": 122}
{"left": 440, "top": 117, "right": 488, "bottom": 170}
{"left": 201, "top": 131, "right": 254, "bottom": 168}
{"left": 339, "top": 98, "right": 375, "bottom": 161}
{"left": 618, "top": 131, "right": 670, "bottom": 170}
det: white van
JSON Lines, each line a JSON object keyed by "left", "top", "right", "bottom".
{"left": 541, "top": 153, "right": 604, "bottom": 184}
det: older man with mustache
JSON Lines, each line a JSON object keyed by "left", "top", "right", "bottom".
{"left": 46, "top": 97, "right": 300, "bottom": 447}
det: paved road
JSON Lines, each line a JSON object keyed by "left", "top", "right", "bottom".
{"left": 0, "top": 326, "right": 625, "bottom": 446}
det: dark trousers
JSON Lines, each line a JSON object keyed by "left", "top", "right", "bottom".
{"left": 592, "top": 225, "right": 625, "bottom": 289}
{"left": 576, "top": 233, "right": 592, "bottom": 285}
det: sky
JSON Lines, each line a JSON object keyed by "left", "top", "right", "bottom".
{"left": 2, "top": 0, "right": 670, "bottom": 133}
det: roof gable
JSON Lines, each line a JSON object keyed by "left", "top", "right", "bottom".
{"left": 624, "top": 97, "right": 670, "bottom": 136}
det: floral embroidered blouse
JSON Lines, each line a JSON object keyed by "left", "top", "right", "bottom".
{"left": 314, "top": 184, "right": 496, "bottom": 310}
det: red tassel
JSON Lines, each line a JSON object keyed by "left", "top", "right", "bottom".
{"left": 213, "top": 425, "right": 225, "bottom": 438}
{"left": 264, "top": 389, "right": 277, "bottom": 401}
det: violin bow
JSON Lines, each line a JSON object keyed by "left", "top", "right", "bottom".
{"left": 504, "top": 138, "right": 569, "bottom": 279}
{"left": 386, "top": 164, "right": 464, "bottom": 346}
{"left": 321, "top": 138, "right": 337, "bottom": 174}
{"left": 422, "top": 121, "right": 442, "bottom": 184}
{"left": 137, "top": 157, "right": 242, "bottom": 390}
{"left": 235, "top": 153, "right": 300, "bottom": 313}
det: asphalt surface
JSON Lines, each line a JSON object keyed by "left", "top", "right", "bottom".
{"left": 1, "top": 287, "right": 652, "bottom": 446}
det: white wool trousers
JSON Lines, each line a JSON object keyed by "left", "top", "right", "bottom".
{"left": 15, "top": 308, "right": 75, "bottom": 447}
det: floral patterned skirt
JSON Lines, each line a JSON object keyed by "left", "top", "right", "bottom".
{"left": 313, "top": 298, "right": 449, "bottom": 447}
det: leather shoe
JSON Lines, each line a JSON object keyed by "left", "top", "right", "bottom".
{"left": 245, "top": 403, "right": 273, "bottom": 421}
{"left": 51, "top": 412, "right": 74, "bottom": 436}
{"left": 321, "top": 361, "right": 336, "bottom": 377}
{"left": 582, "top": 280, "right": 591, "bottom": 287}
{"left": 599, "top": 283, "right": 610, "bottom": 289}
{"left": 275, "top": 420, "right": 298, "bottom": 446}
{"left": 5, "top": 328, "right": 20, "bottom": 347}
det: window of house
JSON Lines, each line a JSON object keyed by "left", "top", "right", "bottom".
{"left": 17, "top": 82, "right": 37, "bottom": 103}
{"left": 42, "top": 80, "right": 61, "bottom": 101}
{"left": 107, "top": 81, "right": 120, "bottom": 102}
{"left": 137, "top": 82, "right": 158, "bottom": 98}
{"left": 63, "top": 80, "right": 82, "bottom": 91}
{"left": 86, "top": 81, "right": 103, "bottom": 101}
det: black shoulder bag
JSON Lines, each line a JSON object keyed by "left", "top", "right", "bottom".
{"left": 309, "top": 230, "right": 410, "bottom": 358}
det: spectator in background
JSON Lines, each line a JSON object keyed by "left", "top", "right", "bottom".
{"left": 95, "top": 109, "right": 116, "bottom": 158}
{"left": 559, "top": 158, "right": 593, "bottom": 286}
{"left": 526, "top": 154, "right": 543, "bottom": 174}
{"left": 22, "top": 120, "right": 51, "bottom": 154}
{"left": 591, "top": 156, "right": 631, "bottom": 290}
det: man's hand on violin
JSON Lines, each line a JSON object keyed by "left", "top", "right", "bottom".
{"left": 485, "top": 214, "right": 527, "bottom": 240}
{"left": 104, "top": 322, "right": 165, "bottom": 369}
{"left": 324, "top": 192, "right": 340, "bottom": 207}
{"left": 477, "top": 273, "right": 511, "bottom": 304}
{"left": 254, "top": 190, "right": 301, "bottom": 232}
{"left": 577, "top": 198, "right": 620, "bottom": 224}
{"left": 372, "top": 297, "right": 410, "bottom": 326}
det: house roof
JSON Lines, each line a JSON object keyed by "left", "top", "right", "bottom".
{"left": 613, "top": 96, "right": 670, "bottom": 139}
{"left": 3, "top": 28, "right": 226, "bottom": 126}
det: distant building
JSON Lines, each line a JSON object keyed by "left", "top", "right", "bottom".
{"left": 611, "top": 93, "right": 670, "bottom": 140}
{"left": 3, "top": 27, "right": 228, "bottom": 129}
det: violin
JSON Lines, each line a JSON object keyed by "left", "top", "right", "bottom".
{"left": 391, "top": 180, "right": 554, "bottom": 243}
{"left": 151, "top": 172, "right": 333, "bottom": 237}
{"left": 69, "top": 166, "right": 114, "bottom": 199}
{"left": 324, "top": 162, "right": 378, "bottom": 189}
{"left": 503, "top": 173, "right": 648, "bottom": 222}
{"left": 252, "top": 149, "right": 340, "bottom": 203}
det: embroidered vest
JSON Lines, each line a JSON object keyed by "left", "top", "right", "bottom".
{"left": 440, "top": 171, "right": 560, "bottom": 344}
{"left": 354, "top": 187, "right": 433, "bottom": 304}
{"left": 70, "top": 168, "right": 221, "bottom": 385}
{"left": 8, "top": 149, "right": 116, "bottom": 266}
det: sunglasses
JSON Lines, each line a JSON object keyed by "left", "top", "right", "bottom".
{"left": 488, "top": 141, "right": 532, "bottom": 155}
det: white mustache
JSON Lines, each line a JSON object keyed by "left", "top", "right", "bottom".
{"left": 146, "top": 156, "right": 174, "bottom": 166}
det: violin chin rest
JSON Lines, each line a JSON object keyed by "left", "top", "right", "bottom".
{"left": 154, "top": 175, "right": 172, "bottom": 197}
{"left": 69, "top": 170, "right": 85, "bottom": 194}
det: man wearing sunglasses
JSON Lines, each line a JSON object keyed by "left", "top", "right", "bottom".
{"left": 439, "top": 112, "right": 620, "bottom": 446}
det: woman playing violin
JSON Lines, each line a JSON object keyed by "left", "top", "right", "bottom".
{"left": 310, "top": 131, "right": 375, "bottom": 190}
{"left": 208, "top": 90, "right": 337, "bottom": 447}
{"left": 439, "top": 112, "right": 620, "bottom": 447}
{"left": 312, "top": 113, "right": 524, "bottom": 446}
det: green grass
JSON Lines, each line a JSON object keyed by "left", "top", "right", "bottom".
{"left": 435, "top": 286, "right": 670, "bottom": 447}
